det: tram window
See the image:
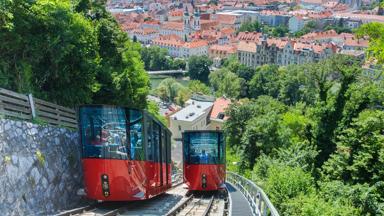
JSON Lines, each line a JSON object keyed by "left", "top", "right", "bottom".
{"left": 219, "top": 133, "right": 225, "bottom": 164}
{"left": 129, "top": 110, "right": 144, "bottom": 161}
{"left": 184, "top": 132, "right": 221, "bottom": 165}
{"left": 146, "top": 120, "right": 154, "bottom": 161}
{"left": 167, "top": 132, "right": 172, "bottom": 164}
{"left": 79, "top": 107, "right": 128, "bottom": 160}
{"left": 161, "top": 130, "right": 167, "bottom": 163}
{"left": 153, "top": 122, "right": 161, "bottom": 163}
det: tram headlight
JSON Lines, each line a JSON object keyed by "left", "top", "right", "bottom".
{"left": 101, "top": 174, "right": 110, "bottom": 197}
{"left": 202, "top": 174, "right": 207, "bottom": 188}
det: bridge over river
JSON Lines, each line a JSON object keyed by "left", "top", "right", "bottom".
{"left": 147, "top": 70, "right": 187, "bottom": 76}
{"left": 56, "top": 172, "right": 279, "bottom": 216}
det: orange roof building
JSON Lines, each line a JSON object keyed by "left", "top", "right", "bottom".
{"left": 207, "top": 97, "right": 232, "bottom": 130}
{"left": 237, "top": 34, "right": 335, "bottom": 67}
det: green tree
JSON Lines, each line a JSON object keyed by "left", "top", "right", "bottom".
{"left": 322, "top": 110, "right": 384, "bottom": 184}
{"left": 209, "top": 68, "right": 241, "bottom": 98}
{"left": 187, "top": 80, "right": 211, "bottom": 95}
{"left": 264, "top": 164, "right": 314, "bottom": 211}
{"left": 284, "top": 193, "right": 360, "bottom": 216}
{"left": 0, "top": 0, "right": 149, "bottom": 108}
{"left": 249, "top": 65, "right": 281, "bottom": 99}
{"left": 312, "top": 56, "right": 362, "bottom": 167}
{"left": 188, "top": 55, "right": 212, "bottom": 84}
{"left": 155, "top": 78, "right": 190, "bottom": 105}
{"left": 278, "top": 64, "right": 319, "bottom": 105}
{"left": 294, "top": 21, "right": 317, "bottom": 37}
{"left": 140, "top": 46, "right": 170, "bottom": 71}
{"left": 356, "top": 22, "right": 384, "bottom": 64}
{"left": 78, "top": 1, "right": 149, "bottom": 108}
{"left": 237, "top": 20, "right": 262, "bottom": 33}
{"left": 271, "top": 25, "right": 289, "bottom": 37}
{"left": 170, "top": 58, "right": 186, "bottom": 70}
{"left": 146, "top": 100, "right": 167, "bottom": 125}
{"left": 0, "top": 0, "right": 99, "bottom": 106}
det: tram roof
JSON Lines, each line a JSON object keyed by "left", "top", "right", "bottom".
{"left": 78, "top": 104, "right": 172, "bottom": 134}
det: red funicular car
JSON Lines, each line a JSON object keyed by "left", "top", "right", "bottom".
{"left": 78, "top": 105, "right": 172, "bottom": 201}
{"left": 183, "top": 130, "right": 226, "bottom": 191}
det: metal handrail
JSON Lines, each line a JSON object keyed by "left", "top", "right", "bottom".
{"left": 226, "top": 171, "right": 279, "bottom": 216}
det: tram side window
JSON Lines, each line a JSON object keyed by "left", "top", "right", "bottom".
{"left": 153, "top": 122, "right": 161, "bottom": 163}
{"left": 129, "top": 110, "right": 144, "bottom": 161}
{"left": 185, "top": 132, "right": 220, "bottom": 165}
{"left": 166, "top": 132, "right": 172, "bottom": 164}
{"left": 218, "top": 133, "right": 225, "bottom": 164}
{"left": 161, "top": 129, "right": 167, "bottom": 163}
{"left": 80, "top": 107, "right": 128, "bottom": 160}
{"left": 146, "top": 120, "right": 154, "bottom": 161}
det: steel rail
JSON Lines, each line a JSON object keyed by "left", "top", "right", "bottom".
{"left": 102, "top": 206, "right": 128, "bottom": 216}
{"left": 166, "top": 195, "right": 194, "bottom": 216}
{"left": 202, "top": 196, "right": 215, "bottom": 216}
{"left": 54, "top": 204, "right": 97, "bottom": 216}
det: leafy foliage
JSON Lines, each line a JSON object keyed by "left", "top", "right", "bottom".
{"left": 141, "top": 46, "right": 186, "bottom": 71}
{"left": 187, "top": 80, "right": 211, "bottom": 95}
{"left": 154, "top": 78, "right": 191, "bottom": 106}
{"left": 224, "top": 49, "right": 383, "bottom": 214}
{"left": 356, "top": 22, "right": 384, "bottom": 64}
{"left": 188, "top": 55, "right": 212, "bottom": 84}
{"left": 209, "top": 68, "right": 241, "bottom": 99}
{"left": 237, "top": 20, "right": 262, "bottom": 33}
{"left": 294, "top": 21, "right": 317, "bottom": 37}
{"left": 146, "top": 100, "right": 167, "bottom": 125}
{"left": 0, "top": 0, "right": 149, "bottom": 108}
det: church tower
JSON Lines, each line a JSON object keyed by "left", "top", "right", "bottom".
{"left": 183, "top": 6, "right": 190, "bottom": 35}
{"left": 193, "top": 8, "right": 200, "bottom": 31}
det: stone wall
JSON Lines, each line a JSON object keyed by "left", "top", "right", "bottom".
{"left": 0, "top": 118, "right": 83, "bottom": 215}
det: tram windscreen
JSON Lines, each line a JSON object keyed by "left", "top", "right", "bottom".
{"left": 183, "top": 131, "right": 225, "bottom": 165}
{"left": 79, "top": 106, "right": 129, "bottom": 160}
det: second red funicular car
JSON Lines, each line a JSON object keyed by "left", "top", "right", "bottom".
{"left": 183, "top": 130, "right": 226, "bottom": 191}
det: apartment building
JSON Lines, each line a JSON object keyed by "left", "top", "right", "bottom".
{"left": 153, "top": 36, "right": 209, "bottom": 58}
{"left": 237, "top": 35, "right": 335, "bottom": 67}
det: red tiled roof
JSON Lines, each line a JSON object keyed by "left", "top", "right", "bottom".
{"left": 344, "top": 38, "right": 369, "bottom": 47}
{"left": 132, "top": 28, "right": 158, "bottom": 35}
{"left": 237, "top": 32, "right": 262, "bottom": 41}
{"left": 169, "top": 9, "right": 183, "bottom": 17}
{"left": 210, "top": 97, "right": 231, "bottom": 120}
{"left": 184, "top": 40, "right": 209, "bottom": 48}
{"left": 161, "top": 22, "right": 184, "bottom": 31}
{"left": 300, "top": 30, "right": 338, "bottom": 40}
{"left": 237, "top": 40, "right": 257, "bottom": 52}
{"left": 209, "top": 44, "right": 237, "bottom": 53}
{"left": 216, "top": 14, "right": 237, "bottom": 25}
{"left": 267, "top": 38, "right": 290, "bottom": 49}
{"left": 143, "top": 20, "right": 161, "bottom": 25}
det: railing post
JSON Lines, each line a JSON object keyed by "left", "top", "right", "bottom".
{"left": 28, "top": 93, "right": 36, "bottom": 119}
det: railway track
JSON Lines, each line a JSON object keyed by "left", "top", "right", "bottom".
{"left": 55, "top": 177, "right": 228, "bottom": 216}
{"left": 166, "top": 190, "right": 227, "bottom": 216}
{"left": 55, "top": 181, "right": 187, "bottom": 216}
{"left": 167, "top": 195, "right": 214, "bottom": 216}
